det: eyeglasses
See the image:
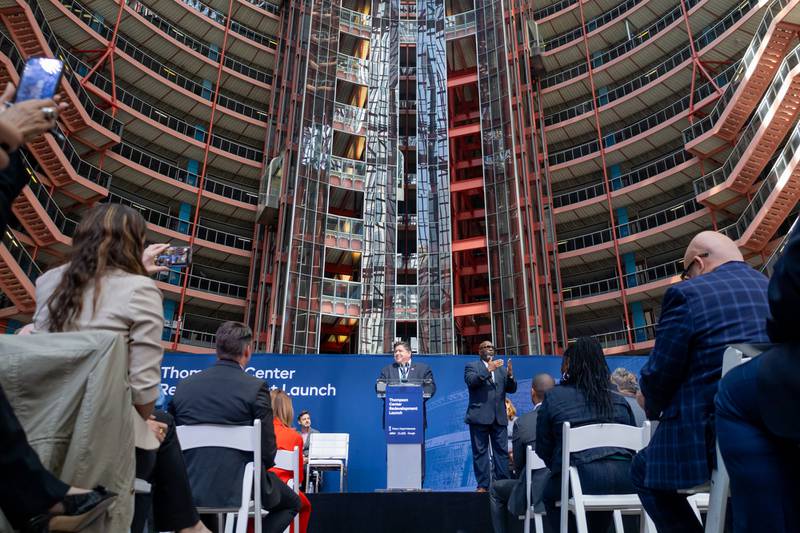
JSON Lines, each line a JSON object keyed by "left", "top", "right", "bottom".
{"left": 479, "top": 343, "right": 494, "bottom": 350}
{"left": 681, "top": 252, "right": 709, "bottom": 281}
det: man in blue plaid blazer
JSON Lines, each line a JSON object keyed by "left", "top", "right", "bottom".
{"left": 631, "top": 232, "right": 770, "bottom": 533}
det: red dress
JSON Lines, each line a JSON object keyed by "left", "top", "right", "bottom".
{"left": 269, "top": 418, "right": 311, "bottom": 533}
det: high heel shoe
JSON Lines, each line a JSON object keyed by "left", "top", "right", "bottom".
{"left": 24, "top": 486, "right": 117, "bottom": 533}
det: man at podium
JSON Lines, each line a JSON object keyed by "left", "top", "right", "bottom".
{"left": 377, "top": 341, "right": 437, "bottom": 425}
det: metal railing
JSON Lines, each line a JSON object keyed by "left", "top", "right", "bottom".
{"left": 558, "top": 197, "right": 703, "bottom": 253}
{"left": 397, "top": 253, "right": 419, "bottom": 269}
{"left": 445, "top": 10, "right": 476, "bottom": 35}
{"left": 66, "top": 52, "right": 263, "bottom": 162}
{"left": 1, "top": 231, "right": 42, "bottom": 282}
{"left": 543, "top": 0, "right": 642, "bottom": 51}
{"left": 326, "top": 214, "right": 364, "bottom": 239}
{"left": 683, "top": 0, "right": 789, "bottom": 144}
{"left": 694, "top": 42, "right": 800, "bottom": 195}
{"left": 336, "top": 53, "right": 369, "bottom": 85}
{"left": 541, "top": 0, "right": 709, "bottom": 88}
{"left": 589, "top": 324, "right": 657, "bottom": 349}
{"left": 14, "top": 3, "right": 124, "bottom": 136}
{"left": 548, "top": 63, "right": 735, "bottom": 166}
{"left": 156, "top": 268, "right": 247, "bottom": 299}
{"left": 553, "top": 149, "right": 692, "bottom": 208}
{"left": 562, "top": 258, "right": 682, "bottom": 300}
{"left": 57, "top": 0, "right": 268, "bottom": 122}
{"left": 330, "top": 155, "right": 366, "bottom": 182}
{"left": 722, "top": 117, "right": 800, "bottom": 242}
{"left": 111, "top": 142, "right": 257, "bottom": 204}
{"left": 19, "top": 152, "right": 78, "bottom": 236}
{"left": 533, "top": 0, "right": 577, "bottom": 20}
{"left": 107, "top": 192, "right": 253, "bottom": 250}
{"left": 126, "top": 0, "right": 273, "bottom": 84}
{"left": 394, "top": 285, "right": 418, "bottom": 319}
{"left": 177, "top": 0, "right": 279, "bottom": 49}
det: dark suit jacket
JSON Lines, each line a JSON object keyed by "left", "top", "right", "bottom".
{"left": 377, "top": 360, "right": 436, "bottom": 428}
{"left": 0, "top": 151, "right": 25, "bottom": 234}
{"left": 640, "top": 261, "right": 770, "bottom": 489}
{"left": 464, "top": 360, "right": 517, "bottom": 426}
{"left": 760, "top": 226, "right": 800, "bottom": 441}
{"left": 507, "top": 408, "right": 550, "bottom": 516}
{"left": 535, "top": 384, "right": 635, "bottom": 476}
{"left": 168, "top": 360, "right": 282, "bottom": 508}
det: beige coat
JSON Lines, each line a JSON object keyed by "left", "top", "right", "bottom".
{"left": 33, "top": 265, "right": 165, "bottom": 449}
{"left": 0, "top": 331, "right": 135, "bottom": 533}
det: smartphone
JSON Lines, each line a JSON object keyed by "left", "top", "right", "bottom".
{"left": 14, "top": 58, "right": 64, "bottom": 103}
{"left": 156, "top": 246, "right": 191, "bottom": 268}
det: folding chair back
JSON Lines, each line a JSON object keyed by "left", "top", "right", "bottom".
{"left": 176, "top": 421, "right": 262, "bottom": 533}
{"left": 307, "top": 433, "right": 350, "bottom": 492}
{"left": 560, "top": 421, "right": 653, "bottom": 533}
{"left": 524, "top": 445, "right": 547, "bottom": 533}
{"left": 273, "top": 446, "right": 301, "bottom": 533}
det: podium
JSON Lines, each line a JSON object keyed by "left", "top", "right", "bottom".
{"left": 376, "top": 379, "right": 433, "bottom": 490}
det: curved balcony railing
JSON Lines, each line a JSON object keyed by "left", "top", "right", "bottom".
{"left": 239, "top": 0, "right": 280, "bottom": 15}
{"left": 333, "top": 102, "right": 368, "bottom": 135}
{"left": 553, "top": 149, "right": 692, "bottom": 208}
{"left": 330, "top": 155, "right": 366, "bottom": 183}
{"left": 7, "top": 5, "right": 124, "bottom": 136}
{"left": 171, "top": 325, "right": 216, "bottom": 347}
{"left": 19, "top": 152, "right": 79, "bottom": 236}
{"left": 156, "top": 268, "right": 248, "bottom": 299}
{"left": 340, "top": 6, "right": 371, "bottom": 33}
{"left": 577, "top": 324, "right": 657, "bottom": 349}
{"left": 107, "top": 192, "right": 253, "bottom": 250}
{"left": 684, "top": 0, "right": 791, "bottom": 144}
{"left": 322, "top": 278, "right": 362, "bottom": 303}
{"left": 722, "top": 118, "right": 800, "bottom": 242}
{"left": 68, "top": 53, "right": 263, "bottom": 162}
{"left": 326, "top": 214, "right": 364, "bottom": 240}
{"left": 562, "top": 258, "right": 683, "bottom": 300}
{"left": 177, "top": 0, "right": 279, "bottom": 49}
{"left": 694, "top": 44, "right": 800, "bottom": 196}
{"left": 126, "top": 0, "right": 273, "bottom": 84}
{"left": 533, "top": 0, "right": 577, "bottom": 20}
{"left": 558, "top": 197, "right": 703, "bottom": 253}
{"left": 544, "top": 0, "right": 752, "bottom": 128}
{"left": 543, "top": 0, "right": 643, "bottom": 52}
{"left": 337, "top": 54, "right": 369, "bottom": 85}
{"left": 548, "top": 63, "right": 735, "bottom": 166}
{"left": 2, "top": 231, "right": 42, "bottom": 282}
{"left": 50, "top": 124, "right": 114, "bottom": 189}
{"left": 111, "top": 142, "right": 257, "bottom": 204}
{"left": 540, "top": 0, "right": 740, "bottom": 89}
{"left": 58, "top": 0, "right": 268, "bottom": 122}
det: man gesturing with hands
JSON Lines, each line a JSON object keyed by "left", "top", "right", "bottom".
{"left": 465, "top": 340, "right": 517, "bottom": 492}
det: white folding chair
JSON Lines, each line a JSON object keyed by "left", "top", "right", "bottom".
{"left": 559, "top": 421, "right": 656, "bottom": 533}
{"left": 176, "top": 421, "right": 263, "bottom": 533}
{"left": 306, "top": 433, "right": 349, "bottom": 492}
{"left": 523, "top": 445, "right": 547, "bottom": 533}
{"left": 272, "top": 446, "right": 301, "bottom": 533}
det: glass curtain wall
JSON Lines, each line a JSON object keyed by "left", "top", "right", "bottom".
{"left": 415, "top": 0, "right": 454, "bottom": 353}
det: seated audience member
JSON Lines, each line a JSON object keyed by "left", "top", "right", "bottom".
{"left": 505, "top": 398, "right": 518, "bottom": 453}
{"left": 296, "top": 410, "right": 321, "bottom": 492}
{"left": 169, "top": 322, "right": 300, "bottom": 533}
{"left": 610, "top": 368, "right": 646, "bottom": 426}
{"left": 535, "top": 337, "right": 636, "bottom": 533}
{"left": 632, "top": 232, "right": 770, "bottom": 533}
{"left": 270, "top": 391, "right": 311, "bottom": 533}
{"left": 716, "top": 225, "right": 800, "bottom": 533}
{"left": 490, "top": 373, "right": 555, "bottom": 533}
{"left": 32, "top": 203, "right": 208, "bottom": 532}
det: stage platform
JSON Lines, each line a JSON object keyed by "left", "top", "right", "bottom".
{"left": 307, "top": 491, "right": 492, "bottom": 533}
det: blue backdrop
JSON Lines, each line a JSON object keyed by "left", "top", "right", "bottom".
{"left": 160, "top": 353, "right": 647, "bottom": 492}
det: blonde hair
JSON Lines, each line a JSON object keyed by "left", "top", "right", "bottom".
{"left": 270, "top": 389, "right": 294, "bottom": 427}
{"left": 610, "top": 368, "right": 639, "bottom": 395}
{"left": 505, "top": 397, "right": 517, "bottom": 418}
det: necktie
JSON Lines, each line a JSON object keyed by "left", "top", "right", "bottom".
{"left": 400, "top": 365, "right": 409, "bottom": 382}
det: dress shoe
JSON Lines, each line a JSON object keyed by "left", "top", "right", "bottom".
{"left": 24, "top": 487, "right": 117, "bottom": 533}
{"left": 476, "top": 487, "right": 488, "bottom": 493}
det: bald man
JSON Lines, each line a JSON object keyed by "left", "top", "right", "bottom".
{"left": 631, "top": 232, "right": 770, "bottom": 533}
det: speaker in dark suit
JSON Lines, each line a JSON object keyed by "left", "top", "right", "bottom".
{"left": 715, "top": 224, "right": 800, "bottom": 532}
{"left": 168, "top": 322, "right": 300, "bottom": 533}
{"left": 376, "top": 341, "right": 436, "bottom": 428}
{"left": 632, "top": 232, "right": 770, "bottom": 533}
{"left": 465, "top": 340, "right": 517, "bottom": 491}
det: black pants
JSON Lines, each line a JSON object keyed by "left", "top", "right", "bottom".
{"left": 543, "top": 458, "right": 635, "bottom": 533}
{"left": 0, "top": 383, "right": 69, "bottom": 528}
{"left": 469, "top": 422, "right": 510, "bottom": 489}
{"left": 260, "top": 472, "right": 302, "bottom": 533}
{"left": 132, "top": 410, "right": 200, "bottom": 533}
